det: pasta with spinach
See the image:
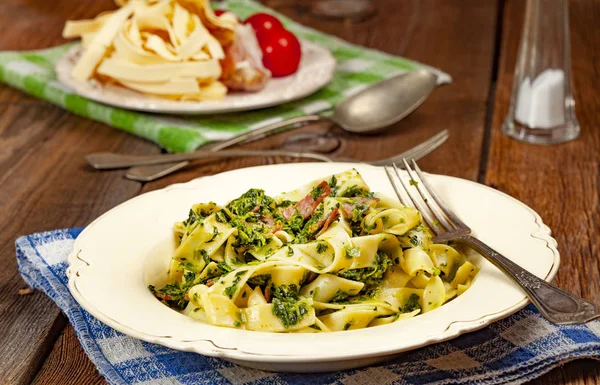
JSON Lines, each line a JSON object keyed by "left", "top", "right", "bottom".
{"left": 150, "top": 169, "right": 478, "bottom": 332}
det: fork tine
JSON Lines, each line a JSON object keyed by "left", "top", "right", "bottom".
{"left": 392, "top": 162, "right": 443, "bottom": 236}
{"left": 411, "top": 159, "right": 471, "bottom": 231}
{"left": 393, "top": 130, "right": 448, "bottom": 161}
{"left": 384, "top": 166, "right": 410, "bottom": 206}
{"left": 370, "top": 130, "right": 449, "bottom": 167}
{"left": 402, "top": 159, "right": 456, "bottom": 232}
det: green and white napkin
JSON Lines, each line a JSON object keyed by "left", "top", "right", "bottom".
{"left": 0, "top": 0, "right": 450, "bottom": 153}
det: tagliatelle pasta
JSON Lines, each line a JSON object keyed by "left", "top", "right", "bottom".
{"left": 62, "top": 0, "right": 269, "bottom": 100}
{"left": 150, "top": 169, "right": 479, "bottom": 332}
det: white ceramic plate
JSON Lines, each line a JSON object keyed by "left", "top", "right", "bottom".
{"left": 55, "top": 41, "right": 336, "bottom": 115}
{"left": 67, "top": 163, "right": 559, "bottom": 372}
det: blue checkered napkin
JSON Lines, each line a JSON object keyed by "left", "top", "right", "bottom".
{"left": 16, "top": 229, "right": 600, "bottom": 385}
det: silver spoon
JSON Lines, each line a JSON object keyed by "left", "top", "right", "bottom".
{"left": 126, "top": 69, "right": 439, "bottom": 181}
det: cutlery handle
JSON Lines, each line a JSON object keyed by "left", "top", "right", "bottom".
{"left": 458, "top": 234, "right": 599, "bottom": 325}
{"left": 125, "top": 115, "right": 326, "bottom": 181}
{"left": 210, "top": 115, "right": 324, "bottom": 151}
{"left": 86, "top": 149, "right": 333, "bottom": 169}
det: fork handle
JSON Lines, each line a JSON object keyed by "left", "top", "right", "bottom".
{"left": 86, "top": 149, "right": 333, "bottom": 169}
{"left": 457, "top": 234, "right": 599, "bottom": 325}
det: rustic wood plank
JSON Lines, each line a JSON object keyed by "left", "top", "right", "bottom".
{"left": 29, "top": 0, "right": 500, "bottom": 384}
{"left": 32, "top": 325, "right": 107, "bottom": 385}
{"left": 0, "top": 0, "right": 116, "bottom": 105}
{"left": 0, "top": 102, "right": 156, "bottom": 385}
{"left": 485, "top": 0, "right": 600, "bottom": 384}
{"left": 0, "top": 0, "right": 161, "bottom": 374}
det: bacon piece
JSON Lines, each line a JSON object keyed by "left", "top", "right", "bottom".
{"left": 340, "top": 203, "right": 354, "bottom": 217}
{"left": 282, "top": 181, "right": 331, "bottom": 220}
{"left": 320, "top": 208, "right": 339, "bottom": 234}
{"left": 155, "top": 293, "right": 174, "bottom": 301}
{"left": 282, "top": 206, "right": 295, "bottom": 220}
{"left": 311, "top": 208, "right": 339, "bottom": 237}
{"left": 339, "top": 197, "right": 380, "bottom": 217}
{"left": 259, "top": 216, "right": 283, "bottom": 233}
{"left": 259, "top": 216, "right": 274, "bottom": 226}
{"left": 297, "top": 181, "right": 331, "bottom": 218}
{"left": 220, "top": 25, "right": 270, "bottom": 92}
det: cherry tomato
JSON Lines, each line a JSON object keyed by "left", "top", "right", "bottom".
{"left": 245, "top": 13, "right": 284, "bottom": 34}
{"left": 257, "top": 28, "right": 302, "bottom": 77}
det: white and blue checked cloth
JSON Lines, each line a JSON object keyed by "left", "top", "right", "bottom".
{"left": 16, "top": 228, "right": 600, "bottom": 385}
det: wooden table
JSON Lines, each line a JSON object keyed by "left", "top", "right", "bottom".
{"left": 1, "top": 0, "right": 599, "bottom": 383}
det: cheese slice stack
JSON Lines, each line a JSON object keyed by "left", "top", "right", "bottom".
{"left": 62, "top": 0, "right": 239, "bottom": 100}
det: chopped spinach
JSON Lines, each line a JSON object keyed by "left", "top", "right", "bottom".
{"left": 401, "top": 293, "right": 421, "bottom": 313}
{"left": 345, "top": 246, "right": 360, "bottom": 259}
{"left": 329, "top": 175, "right": 338, "bottom": 196}
{"left": 316, "top": 242, "right": 328, "bottom": 254}
{"left": 272, "top": 297, "right": 310, "bottom": 329}
{"left": 340, "top": 185, "right": 373, "bottom": 198}
{"left": 223, "top": 276, "right": 242, "bottom": 299}
{"left": 271, "top": 284, "right": 299, "bottom": 301}
{"left": 217, "top": 262, "right": 233, "bottom": 274}
{"left": 247, "top": 273, "right": 271, "bottom": 288}
{"left": 311, "top": 185, "right": 324, "bottom": 200}
{"left": 206, "top": 227, "right": 219, "bottom": 243}
{"left": 226, "top": 188, "right": 274, "bottom": 217}
{"left": 331, "top": 290, "right": 352, "bottom": 303}
{"left": 149, "top": 282, "right": 189, "bottom": 311}
{"left": 338, "top": 251, "right": 392, "bottom": 295}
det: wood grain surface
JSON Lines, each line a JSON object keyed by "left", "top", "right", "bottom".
{"left": 484, "top": 1, "right": 600, "bottom": 382}
{"left": 0, "top": 0, "right": 598, "bottom": 384}
{"left": 0, "top": 2, "right": 158, "bottom": 384}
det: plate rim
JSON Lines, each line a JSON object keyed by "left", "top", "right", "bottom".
{"left": 67, "top": 162, "right": 560, "bottom": 363}
{"left": 55, "top": 40, "right": 336, "bottom": 115}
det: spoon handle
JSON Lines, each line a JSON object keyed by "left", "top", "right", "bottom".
{"left": 86, "top": 149, "right": 333, "bottom": 169}
{"left": 123, "top": 115, "right": 326, "bottom": 182}
{"left": 211, "top": 115, "right": 324, "bottom": 151}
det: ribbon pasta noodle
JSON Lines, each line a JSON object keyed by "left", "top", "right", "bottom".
{"left": 62, "top": 0, "right": 270, "bottom": 100}
{"left": 150, "top": 169, "right": 479, "bottom": 332}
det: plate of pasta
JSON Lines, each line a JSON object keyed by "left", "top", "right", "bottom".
{"left": 67, "top": 163, "right": 559, "bottom": 372}
{"left": 56, "top": 0, "right": 336, "bottom": 114}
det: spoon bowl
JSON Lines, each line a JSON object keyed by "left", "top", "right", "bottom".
{"left": 333, "top": 69, "right": 438, "bottom": 133}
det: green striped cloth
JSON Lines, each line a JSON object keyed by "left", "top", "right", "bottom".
{"left": 0, "top": 0, "right": 450, "bottom": 153}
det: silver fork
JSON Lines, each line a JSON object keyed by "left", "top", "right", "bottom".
{"left": 385, "top": 159, "right": 600, "bottom": 325}
{"left": 87, "top": 130, "right": 448, "bottom": 173}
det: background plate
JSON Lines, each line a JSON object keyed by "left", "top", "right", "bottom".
{"left": 67, "top": 163, "right": 559, "bottom": 372}
{"left": 56, "top": 41, "right": 336, "bottom": 115}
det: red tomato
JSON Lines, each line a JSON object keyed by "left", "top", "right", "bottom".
{"left": 245, "top": 13, "right": 284, "bottom": 34}
{"left": 257, "top": 28, "right": 302, "bottom": 77}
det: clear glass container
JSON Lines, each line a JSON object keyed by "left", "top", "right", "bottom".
{"left": 502, "top": 0, "right": 580, "bottom": 145}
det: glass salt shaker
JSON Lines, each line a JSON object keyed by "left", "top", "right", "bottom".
{"left": 502, "top": 0, "right": 580, "bottom": 144}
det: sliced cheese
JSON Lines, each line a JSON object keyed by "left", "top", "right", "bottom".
{"left": 71, "top": 3, "right": 136, "bottom": 81}
{"left": 114, "top": 30, "right": 174, "bottom": 65}
{"left": 144, "top": 34, "right": 179, "bottom": 59}
{"left": 135, "top": 9, "right": 179, "bottom": 48}
{"left": 97, "top": 57, "right": 221, "bottom": 82}
{"left": 63, "top": 16, "right": 107, "bottom": 38}
{"left": 172, "top": 2, "right": 191, "bottom": 45}
{"left": 65, "top": 0, "right": 237, "bottom": 100}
